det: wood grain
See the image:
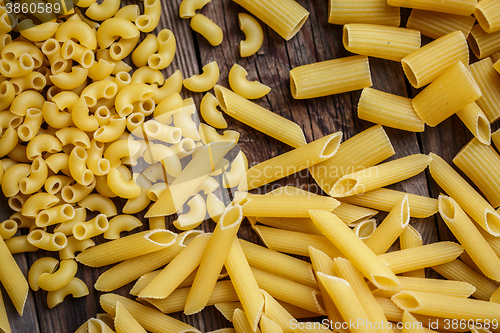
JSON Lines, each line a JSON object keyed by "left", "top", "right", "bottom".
{"left": 0, "top": 0, "right": 484, "bottom": 332}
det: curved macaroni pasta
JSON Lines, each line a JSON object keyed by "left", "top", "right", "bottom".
{"left": 222, "top": 150, "right": 248, "bottom": 188}
{"left": 107, "top": 167, "right": 141, "bottom": 199}
{"left": 28, "top": 257, "right": 58, "bottom": 291}
{"left": 183, "top": 61, "right": 220, "bottom": 92}
{"left": 173, "top": 194, "right": 207, "bottom": 230}
{"left": 104, "top": 215, "right": 142, "bottom": 239}
{"left": 132, "top": 34, "right": 158, "bottom": 67}
{"left": 153, "top": 70, "right": 183, "bottom": 104}
{"left": 36, "top": 204, "right": 75, "bottom": 227}
{"left": 55, "top": 20, "right": 97, "bottom": 49}
{"left": 46, "top": 277, "right": 89, "bottom": 309}
{"left": 73, "top": 214, "right": 109, "bottom": 240}
{"left": 38, "top": 259, "right": 78, "bottom": 291}
{"left": 21, "top": 192, "right": 59, "bottom": 218}
{"left": 238, "top": 13, "right": 264, "bottom": 57}
{"left": 200, "top": 92, "right": 227, "bottom": 129}
{"left": 17, "top": 107, "right": 43, "bottom": 141}
{"left": 190, "top": 14, "right": 223, "bottom": 46}
{"left": 49, "top": 66, "right": 89, "bottom": 90}
{"left": 78, "top": 194, "right": 117, "bottom": 217}
{"left": 27, "top": 230, "right": 67, "bottom": 251}
{"left": 96, "top": 18, "right": 140, "bottom": 49}
{"left": 179, "top": 0, "right": 211, "bottom": 18}
{"left": 136, "top": 0, "right": 161, "bottom": 32}
{"left": 200, "top": 123, "right": 240, "bottom": 145}
{"left": 115, "top": 83, "right": 155, "bottom": 117}
{"left": 86, "top": 0, "right": 121, "bottom": 21}
{"left": 59, "top": 236, "right": 95, "bottom": 260}
{"left": 148, "top": 29, "right": 176, "bottom": 70}
{"left": 55, "top": 127, "right": 91, "bottom": 149}
{"left": 228, "top": 64, "right": 270, "bottom": 99}
{"left": 19, "top": 157, "right": 48, "bottom": 194}
{"left": 69, "top": 146, "right": 94, "bottom": 186}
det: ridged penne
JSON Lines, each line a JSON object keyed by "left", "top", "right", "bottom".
{"left": 114, "top": 301, "right": 146, "bottom": 333}
{"left": 214, "top": 85, "right": 306, "bottom": 148}
{"left": 429, "top": 153, "right": 500, "bottom": 237}
{"left": 456, "top": 102, "right": 491, "bottom": 145}
{"left": 328, "top": 0, "right": 400, "bottom": 26}
{"left": 290, "top": 55, "right": 372, "bottom": 99}
{"left": 469, "top": 57, "right": 500, "bottom": 123}
{"left": 310, "top": 210, "right": 401, "bottom": 290}
{"left": 406, "top": 9, "right": 476, "bottom": 40}
{"left": 330, "top": 154, "right": 431, "bottom": 197}
{"left": 310, "top": 125, "right": 394, "bottom": 194}
{"left": 0, "top": 290, "right": 10, "bottom": 333}
{"left": 400, "top": 225, "right": 425, "bottom": 278}
{"left": 343, "top": 24, "right": 420, "bottom": 62}
{"left": 239, "top": 132, "right": 342, "bottom": 191}
{"left": 340, "top": 188, "right": 438, "bottom": 218}
{"left": 0, "top": 236, "right": 29, "bottom": 315}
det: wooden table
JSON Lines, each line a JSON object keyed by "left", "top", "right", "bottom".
{"left": 2, "top": 0, "right": 488, "bottom": 332}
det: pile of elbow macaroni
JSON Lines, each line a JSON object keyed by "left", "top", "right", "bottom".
{"left": 1, "top": 0, "right": 500, "bottom": 332}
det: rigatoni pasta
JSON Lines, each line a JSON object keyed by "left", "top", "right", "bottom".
{"left": 386, "top": 0, "right": 476, "bottom": 16}
{"left": 468, "top": 24, "right": 500, "bottom": 59}
{"left": 327, "top": 0, "right": 400, "bottom": 26}
{"left": 469, "top": 57, "right": 500, "bottom": 123}
{"left": 406, "top": 9, "right": 476, "bottom": 40}
{"left": 290, "top": 55, "right": 372, "bottom": 99}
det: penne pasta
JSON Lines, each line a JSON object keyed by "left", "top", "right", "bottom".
{"left": 330, "top": 154, "right": 431, "bottom": 197}
{"left": 76, "top": 229, "right": 177, "bottom": 267}
{"left": 0, "top": 290, "right": 10, "bottom": 333}
{"left": 239, "top": 239, "right": 317, "bottom": 288}
{"left": 232, "top": 0, "right": 309, "bottom": 41}
{"left": 252, "top": 225, "right": 343, "bottom": 258}
{"left": 328, "top": 0, "right": 400, "bottom": 26}
{"left": 310, "top": 125, "right": 394, "bottom": 194}
{"left": 290, "top": 55, "right": 372, "bottom": 99}
{"left": 341, "top": 188, "right": 438, "bottom": 219}
{"left": 432, "top": 259, "right": 498, "bottom": 301}
{"left": 0, "top": 236, "right": 29, "bottom": 315}
{"left": 454, "top": 138, "right": 500, "bottom": 208}
{"left": 406, "top": 9, "right": 476, "bottom": 40}
{"left": 400, "top": 225, "right": 425, "bottom": 278}
{"left": 214, "top": 85, "right": 306, "bottom": 148}
{"left": 184, "top": 205, "right": 243, "bottom": 315}
{"left": 469, "top": 57, "right": 500, "bottom": 123}
{"left": 429, "top": 152, "right": 500, "bottom": 237}
{"left": 233, "top": 308, "right": 262, "bottom": 333}
{"left": 343, "top": 24, "right": 420, "bottom": 62}
{"left": 114, "top": 301, "right": 146, "bottom": 333}
{"left": 242, "top": 193, "right": 339, "bottom": 218}
{"left": 379, "top": 242, "right": 464, "bottom": 274}
{"left": 239, "top": 132, "right": 342, "bottom": 191}
{"left": 100, "top": 293, "right": 200, "bottom": 333}
{"left": 364, "top": 196, "right": 410, "bottom": 255}
{"left": 456, "top": 102, "right": 491, "bottom": 145}
{"left": 225, "top": 238, "right": 264, "bottom": 331}
{"left": 310, "top": 210, "right": 401, "bottom": 290}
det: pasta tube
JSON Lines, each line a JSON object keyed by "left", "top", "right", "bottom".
{"left": 310, "top": 125, "right": 394, "bottom": 194}
{"left": 412, "top": 61, "right": 481, "bottom": 127}
{"left": 214, "top": 85, "right": 306, "bottom": 148}
{"left": 340, "top": 188, "right": 438, "bottom": 218}
{"left": 475, "top": 0, "right": 500, "bottom": 33}
{"left": 343, "top": 24, "right": 420, "bottom": 62}
{"left": 328, "top": 0, "right": 400, "bottom": 26}
{"left": 406, "top": 9, "right": 476, "bottom": 40}
{"left": 392, "top": 291, "right": 500, "bottom": 321}
{"left": 239, "top": 132, "right": 342, "bottom": 191}
{"left": 232, "top": 0, "right": 308, "bottom": 41}
{"left": 184, "top": 205, "right": 243, "bottom": 314}
{"left": 290, "top": 55, "right": 372, "bottom": 99}
{"left": 357, "top": 88, "right": 424, "bottom": 132}
{"left": 429, "top": 153, "right": 500, "bottom": 237}
{"left": 330, "top": 154, "right": 431, "bottom": 197}
{"left": 242, "top": 193, "right": 339, "bottom": 218}
{"left": 469, "top": 57, "right": 500, "bottom": 123}
{"left": 387, "top": 0, "right": 476, "bottom": 16}
{"left": 115, "top": 301, "right": 146, "bottom": 333}
{"left": 76, "top": 229, "right": 177, "bottom": 267}
{"left": 309, "top": 210, "right": 401, "bottom": 290}
{"left": 438, "top": 195, "right": 500, "bottom": 281}
{"left": 0, "top": 235, "right": 29, "bottom": 315}
{"left": 468, "top": 24, "right": 500, "bottom": 59}
{"left": 0, "top": 290, "right": 10, "bottom": 333}
{"left": 400, "top": 225, "right": 425, "bottom": 278}
{"left": 100, "top": 294, "right": 200, "bottom": 333}
{"left": 456, "top": 102, "right": 491, "bottom": 145}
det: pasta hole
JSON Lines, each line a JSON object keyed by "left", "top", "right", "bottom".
{"left": 3, "top": 51, "right": 15, "bottom": 61}
{"left": 0, "top": 81, "right": 8, "bottom": 94}
{"left": 1, "top": 61, "right": 11, "bottom": 73}
{"left": 111, "top": 44, "right": 123, "bottom": 58}
{"left": 356, "top": 220, "right": 376, "bottom": 239}
{"left": 98, "top": 159, "right": 110, "bottom": 174}
{"left": 474, "top": 10, "right": 490, "bottom": 32}
{"left": 392, "top": 292, "right": 420, "bottom": 309}
{"left": 467, "top": 35, "right": 480, "bottom": 58}
{"left": 486, "top": 212, "right": 500, "bottom": 235}
{"left": 53, "top": 233, "right": 66, "bottom": 247}
{"left": 116, "top": 72, "right": 131, "bottom": 84}
{"left": 52, "top": 60, "right": 65, "bottom": 74}
{"left": 29, "top": 230, "right": 44, "bottom": 241}
{"left": 84, "top": 95, "right": 96, "bottom": 107}
{"left": 141, "top": 99, "right": 155, "bottom": 113}
{"left": 213, "top": 86, "right": 227, "bottom": 111}
{"left": 74, "top": 147, "right": 87, "bottom": 159}
{"left": 145, "top": 0, "right": 155, "bottom": 6}
{"left": 3, "top": 220, "right": 17, "bottom": 231}
{"left": 288, "top": 15, "right": 308, "bottom": 41}
{"left": 220, "top": 206, "right": 241, "bottom": 227}
{"left": 148, "top": 55, "right": 161, "bottom": 68}
{"left": 342, "top": 25, "right": 350, "bottom": 47}
{"left": 96, "top": 215, "right": 108, "bottom": 230}
{"left": 82, "top": 51, "right": 94, "bottom": 68}
{"left": 145, "top": 121, "right": 160, "bottom": 135}
{"left": 61, "top": 187, "right": 76, "bottom": 203}
{"left": 180, "top": 139, "right": 195, "bottom": 153}
{"left": 63, "top": 205, "right": 74, "bottom": 219}
{"left": 32, "top": 158, "right": 42, "bottom": 171}
{"left": 157, "top": 29, "right": 173, "bottom": 43}
{"left": 478, "top": 116, "right": 490, "bottom": 144}
{"left": 9, "top": 116, "right": 22, "bottom": 128}
{"left": 82, "top": 170, "right": 93, "bottom": 185}
{"left": 372, "top": 275, "right": 401, "bottom": 290}
{"left": 37, "top": 213, "right": 49, "bottom": 226}
{"left": 20, "top": 54, "right": 34, "bottom": 69}
{"left": 104, "top": 85, "right": 117, "bottom": 98}
{"left": 64, "top": 43, "right": 74, "bottom": 58}
{"left": 18, "top": 126, "right": 31, "bottom": 140}
{"left": 439, "top": 196, "right": 455, "bottom": 220}
{"left": 42, "top": 39, "right": 58, "bottom": 54}
{"left": 401, "top": 61, "right": 418, "bottom": 87}
{"left": 129, "top": 113, "right": 144, "bottom": 125}
{"left": 171, "top": 128, "right": 182, "bottom": 143}
{"left": 321, "top": 135, "right": 341, "bottom": 158}
{"left": 331, "top": 178, "right": 358, "bottom": 196}
{"left": 18, "top": 179, "right": 28, "bottom": 193}
{"left": 136, "top": 16, "right": 150, "bottom": 29}
{"left": 32, "top": 76, "right": 45, "bottom": 89}
{"left": 8, "top": 197, "right": 23, "bottom": 211}
{"left": 48, "top": 181, "right": 61, "bottom": 193}
{"left": 149, "top": 230, "right": 175, "bottom": 245}
{"left": 74, "top": 224, "right": 87, "bottom": 238}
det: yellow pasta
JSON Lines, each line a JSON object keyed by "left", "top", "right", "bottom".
{"left": 238, "top": 13, "right": 263, "bottom": 57}
{"left": 114, "top": 301, "right": 146, "bottom": 333}
{"left": 467, "top": 24, "right": 500, "bottom": 59}
{"left": 190, "top": 14, "right": 223, "bottom": 47}
{"left": 364, "top": 196, "right": 409, "bottom": 255}
{"left": 400, "top": 225, "right": 425, "bottom": 278}
{"left": 228, "top": 64, "right": 270, "bottom": 100}
{"left": 432, "top": 259, "right": 498, "bottom": 301}
{"left": 328, "top": 0, "right": 400, "bottom": 26}
{"left": 103, "top": 215, "right": 142, "bottom": 239}
{"left": 406, "top": 9, "right": 476, "bottom": 40}
{"left": 242, "top": 192, "right": 339, "bottom": 218}
{"left": 233, "top": 308, "right": 263, "bottom": 333}
{"left": 232, "top": 0, "right": 308, "bottom": 41}
{"left": 330, "top": 154, "right": 431, "bottom": 197}
{"left": 179, "top": 0, "right": 211, "bottom": 18}
{"left": 183, "top": 61, "right": 220, "bottom": 92}
{"left": 260, "top": 315, "right": 283, "bottom": 333}
{"left": 456, "top": 102, "right": 491, "bottom": 145}
{"left": 225, "top": 238, "right": 265, "bottom": 331}
{"left": 310, "top": 210, "right": 400, "bottom": 289}
{"left": 239, "top": 132, "right": 341, "bottom": 191}
{"left": 0, "top": 289, "right": 10, "bottom": 333}
{"left": 429, "top": 152, "right": 500, "bottom": 236}
{"left": 46, "top": 277, "right": 88, "bottom": 309}
{"left": 469, "top": 57, "right": 500, "bottom": 123}
{"left": 148, "top": 29, "right": 176, "bottom": 70}
{"left": 76, "top": 229, "right": 176, "bottom": 267}
{"left": 413, "top": 61, "right": 481, "bottom": 127}
{"left": 392, "top": 290, "right": 500, "bottom": 321}
{"left": 184, "top": 205, "right": 243, "bottom": 314}
{"left": 357, "top": 88, "right": 424, "bottom": 132}
{"left": 0, "top": 235, "right": 29, "bottom": 315}
{"left": 138, "top": 233, "right": 211, "bottom": 299}
{"left": 135, "top": 0, "right": 161, "bottom": 33}
{"left": 290, "top": 55, "right": 372, "bottom": 99}
{"left": 215, "top": 85, "right": 306, "bottom": 148}
{"left": 475, "top": 0, "right": 500, "bottom": 33}
{"left": 344, "top": 24, "right": 420, "bottom": 62}
{"left": 387, "top": 0, "right": 476, "bottom": 16}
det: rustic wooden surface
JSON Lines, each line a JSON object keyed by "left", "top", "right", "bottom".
{"left": 2, "top": 0, "right": 492, "bottom": 332}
